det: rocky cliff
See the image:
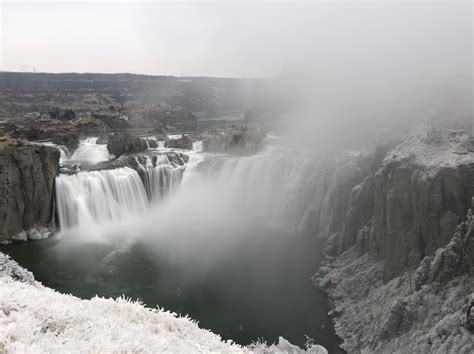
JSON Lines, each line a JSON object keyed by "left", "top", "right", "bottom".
{"left": 106, "top": 132, "right": 149, "bottom": 158}
{"left": 0, "top": 139, "right": 60, "bottom": 241}
{"left": 314, "top": 129, "right": 474, "bottom": 352}
{"left": 338, "top": 130, "right": 474, "bottom": 280}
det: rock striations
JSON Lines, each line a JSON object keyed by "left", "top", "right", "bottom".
{"left": 313, "top": 129, "right": 474, "bottom": 352}
{"left": 0, "top": 139, "right": 60, "bottom": 242}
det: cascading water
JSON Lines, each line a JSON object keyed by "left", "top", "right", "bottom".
{"left": 62, "top": 137, "right": 109, "bottom": 165}
{"left": 53, "top": 135, "right": 340, "bottom": 238}
{"left": 182, "top": 141, "right": 331, "bottom": 233}
{"left": 55, "top": 167, "right": 148, "bottom": 229}
{"left": 137, "top": 155, "right": 184, "bottom": 200}
{"left": 192, "top": 140, "right": 203, "bottom": 152}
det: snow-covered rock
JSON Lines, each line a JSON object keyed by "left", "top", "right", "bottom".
{"left": 317, "top": 213, "right": 474, "bottom": 353}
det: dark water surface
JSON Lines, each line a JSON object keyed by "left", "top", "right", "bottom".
{"left": 1, "top": 230, "right": 342, "bottom": 352}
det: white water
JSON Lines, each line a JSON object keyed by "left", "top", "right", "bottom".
{"left": 54, "top": 137, "right": 339, "bottom": 243}
{"left": 55, "top": 167, "right": 148, "bottom": 230}
{"left": 176, "top": 141, "right": 327, "bottom": 233}
{"left": 61, "top": 137, "right": 109, "bottom": 165}
{"left": 138, "top": 155, "right": 183, "bottom": 200}
{"left": 192, "top": 140, "right": 203, "bottom": 152}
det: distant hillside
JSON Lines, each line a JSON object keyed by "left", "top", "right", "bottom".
{"left": 0, "top": 72, "right": 267, "bottom": 117}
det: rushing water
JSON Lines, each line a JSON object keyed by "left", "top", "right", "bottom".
{"left": 2, "top": 135, "right": 344, "bottom": 351}
{"left": 139, "top": 155, "right": 184, "bottom": 200}
{"left": 55, "top": 167, "right": 148, "bottom": 229}
{"left": 62, "top": 137, "right": 110, "bottom": 165}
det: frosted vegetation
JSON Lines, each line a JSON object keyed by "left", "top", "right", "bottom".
{"left": 0, "top": 253, "right": 328, "bottom": 353}
{"left": 0, "top": 254, "right": 244, "bottom": 352}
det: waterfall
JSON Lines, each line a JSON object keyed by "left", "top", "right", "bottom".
{"left": 207, "top": 151, "right": 319, "bottom": 232}
{"left": 62, "top": 137, "right": 109, "bottom": 164}
{"left": 54, "top": 137, "right": 351, "bottom": 239}
{"left": 192, "top": 140, "right": 203, "bottom": 152}
{"left": 55, "top": 167, "right": 148, "bottom": 229}
{"left": 137, "top": 155, "right": 184, "bottom": 200}
{"left": 183, "top": 138, "right": 348, "bottom": 234}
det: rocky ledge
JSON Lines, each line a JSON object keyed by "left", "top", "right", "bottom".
{"left": 200, "top": 127, "right": 266, "bottom": 155}
{"left": 313, "top": 129, "right": 474, "bottom": 352}
{"left": 0, "top": 138, "right": 60, "bottom": 242}
{"left": 107, "top": 132, "right": 157, "bottom": 158}
{"left": 164, "top": 135, "right": 193, "bottom": 150}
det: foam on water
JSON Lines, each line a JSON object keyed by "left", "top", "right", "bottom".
{"left": 64, "top": 137, "right": 110, "bottom": 164}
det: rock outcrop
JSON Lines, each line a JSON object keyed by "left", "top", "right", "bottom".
{"left": 164, "top": 135, "right": 193, "bottom": 150}
{"left": 51, "top": 133, "right": 80, "bottom": 157}
{"left": 0, "top": 139, "right": 60, "bottom": 241}
{"left": 96, "top": 134, "right": 108, "bottom": 145}
{"left": 201, "top": 127, "right": 266, "bottom": 154}
{"left": 326, "top": 130, "right": 474, "bottom": 280}
{"left": 106, "top": 132, "right": 148, "bottom": 158}
{"left": 369, "top": 131, "right": 474, "bottom": 280}
{"left": 316, "top": 212, "right": 474, "bottom": 353}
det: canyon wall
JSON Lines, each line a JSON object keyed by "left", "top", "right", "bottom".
{"left": 314, "top": 130, "right": 474, "bottom": 352}
{"left": 0, "top": 140, "right": 59, "bottom": 241}
{"left": 322, "top": 131, "right": 474, "bottom": 281}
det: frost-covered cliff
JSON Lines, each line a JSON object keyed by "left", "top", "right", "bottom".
{"left": 314, "top": 129, "right": 474, "bottom": 352}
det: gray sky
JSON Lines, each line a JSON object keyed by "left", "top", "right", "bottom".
{"left": 0, "top": 1, "right": 472, "bottom": 78}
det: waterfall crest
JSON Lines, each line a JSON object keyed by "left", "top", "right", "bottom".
{"left": 54, "top": 137, "right": 359, "bottom": 240}
{"left": 56, "top": 167, "right": 148, "bottom": 229}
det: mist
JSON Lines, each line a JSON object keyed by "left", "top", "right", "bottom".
{"left": 4, "top": 1, "right": 470, "bottom": 144}
{"left": 47, "top": 0, "right": 473, "bottom": 270}
{"left": 2, "top": 1, "right": 474, "bottom": 351}
{"left": 244, "top": 2, "right": 472, "bottom": 150}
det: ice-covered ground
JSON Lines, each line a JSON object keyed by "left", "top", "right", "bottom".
{"left": 0, "top": 253, "right": 327, "bottom": 353}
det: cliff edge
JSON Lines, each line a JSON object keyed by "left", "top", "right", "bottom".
{"left": 315, "top": 129, "right": 474, "bottom": 352}
{"left": 0, "top": 139, "right": 60, "bottom": 242}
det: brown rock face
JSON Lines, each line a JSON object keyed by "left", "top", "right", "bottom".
{"left": 0, "top": 141, "right": 60, "bottom": 241}
{"left": 107, "top": 132, "right": 148, "bottom": 158}
{"left": 51, "top": 133, "right": 80, "bottom": 156}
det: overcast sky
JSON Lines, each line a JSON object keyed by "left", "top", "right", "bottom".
{"left": 0, "top": 1, "right": 472, "bottom": 78}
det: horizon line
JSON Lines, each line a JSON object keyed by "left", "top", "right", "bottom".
{"left": 0, "top": 70, "right": 274, "bottom": 81}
